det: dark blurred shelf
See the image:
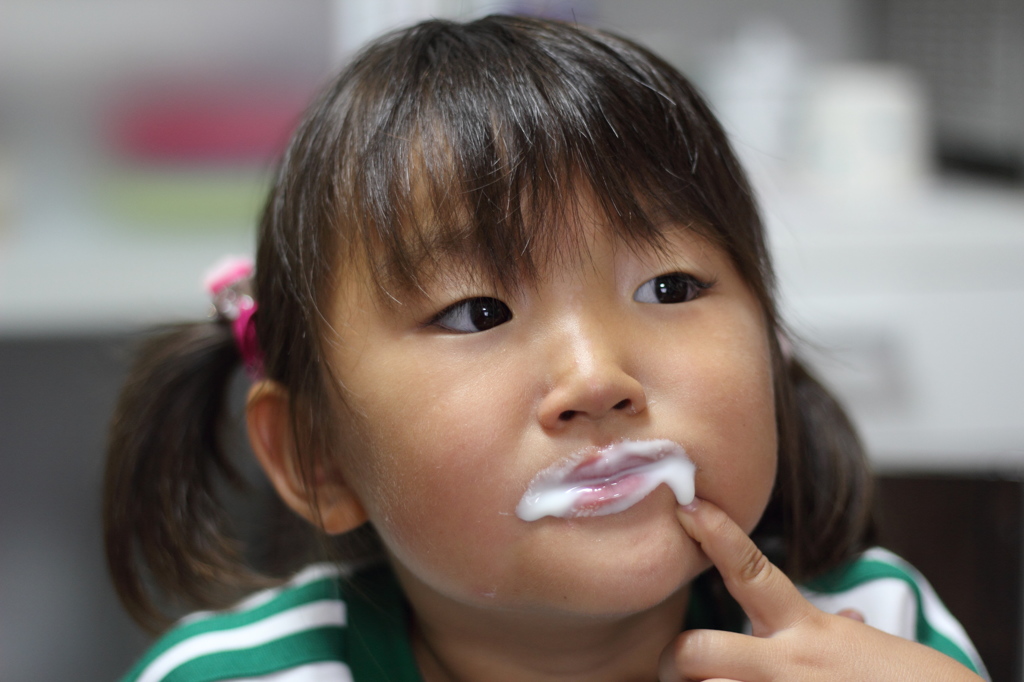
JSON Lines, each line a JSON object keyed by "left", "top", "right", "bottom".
{"left": 877, "top": 473, "right": 1023, "bottom": 682}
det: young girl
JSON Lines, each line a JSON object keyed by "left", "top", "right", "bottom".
{"left": 104, "top": 15, "right": 988, "bottom": 682}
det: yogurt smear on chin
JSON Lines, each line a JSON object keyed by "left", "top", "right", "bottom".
{"left": 515, "top": 439, "right": 696, "bottom": 522}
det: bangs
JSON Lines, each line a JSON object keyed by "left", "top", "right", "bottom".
{"left": 329, "top": 16, "right": 757, "bottom": 299}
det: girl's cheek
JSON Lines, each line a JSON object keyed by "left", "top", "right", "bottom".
{"left": 355, "top": 418, "right": 520, "bottom": 539}
{"left": 650, "top": 332, "right": 776, "bottom": 529}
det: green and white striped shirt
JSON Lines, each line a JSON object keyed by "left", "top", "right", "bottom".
{"left": 801, "top": 547, "right": 986, "bottom": 677}
{"left": 121, "top": 548, "right": 987, "bottom": 681}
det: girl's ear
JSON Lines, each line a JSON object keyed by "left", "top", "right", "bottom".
{"left": 246, "top": 381, "right": 368, "bottom": 535}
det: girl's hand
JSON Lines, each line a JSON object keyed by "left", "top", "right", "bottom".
{"left": 659, "top": 499, "right": 984, "bottom": 682}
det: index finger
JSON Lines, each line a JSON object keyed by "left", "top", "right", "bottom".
{"left": 677, "top": 498, "right": 812, "bottom": 636}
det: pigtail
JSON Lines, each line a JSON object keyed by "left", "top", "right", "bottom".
{"left": 103, "top": 321, "right": 264, "bottom": 632}
{"left": 773, "top": 356, "right": 879, "bottom": 580}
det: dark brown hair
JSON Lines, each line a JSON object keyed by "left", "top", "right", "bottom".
{"left": 104, "top": 14, "right": 876, "bottom": 631}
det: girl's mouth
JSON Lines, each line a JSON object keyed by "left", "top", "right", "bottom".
{"left": 515, "top": 439, "right": 695, "bottom": 521}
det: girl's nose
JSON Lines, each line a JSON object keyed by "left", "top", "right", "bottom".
{"left": 536, "top": 325, "right": 647, "bottom": 430}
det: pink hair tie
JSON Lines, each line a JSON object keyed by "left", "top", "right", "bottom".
{"left": 204, "top": 255, "right": 263, "bottom": 378}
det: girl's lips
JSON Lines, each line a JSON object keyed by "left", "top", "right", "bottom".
{"left": 515, "top": 439, "right": 696, "bottom": 521}
{"left": 564, "top": 453, "right": 662, "bottom": 484}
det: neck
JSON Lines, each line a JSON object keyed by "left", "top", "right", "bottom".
{"left": 399, "top": 570, "right": 690, "bottom": 682}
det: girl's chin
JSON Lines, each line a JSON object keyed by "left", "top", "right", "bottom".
{"left": 392, "top": 488, "right": 703, "bottom": 620}
{"left": 506, "top": 495, "right": 704, "bottom": 617}
{"left": 513, "top": 551, "right": 699, "bottom": 621}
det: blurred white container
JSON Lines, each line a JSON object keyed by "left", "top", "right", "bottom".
{"left": 701, "top": 20, "right": 805, "bottom": 181}
{"left": 794, "top": 64, "right": 931, "bottom": 197}
{"left": 331, "top": 0, "right": 519, "bottom": 62}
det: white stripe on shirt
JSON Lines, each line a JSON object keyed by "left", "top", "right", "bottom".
{"left": 863, "top": 548, "right": 988, "bottom": 678}
{"left": 178, "top": 563, "right": 346, "bottom": 627}
{"left": 803, "top": 576, "right": 918, "bottom": 637}
{"left": 228, "top": 661, "right": 354, "bottom": 682}
{"left": 136, "top": 600, "right": 347, "bottom": 682}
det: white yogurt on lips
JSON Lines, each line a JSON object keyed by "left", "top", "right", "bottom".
{"left": 515, "top": 439, "right": 696, "bottom": 521}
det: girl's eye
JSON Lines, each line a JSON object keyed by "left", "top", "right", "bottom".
{"left": 633, "top": 273, "right": 711, "bottom": 304}
{"left": 431, "top": 297, "right": 513, "bottom": 333}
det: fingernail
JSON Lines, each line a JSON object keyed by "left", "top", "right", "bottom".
{"left": 679, "top": 499, "right": 700, "bottom": 513}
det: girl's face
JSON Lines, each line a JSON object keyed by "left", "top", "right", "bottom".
{"left": 325, "top": 200, "right": 777, "bottom": 619}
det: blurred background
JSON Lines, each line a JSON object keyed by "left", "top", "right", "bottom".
{"left": 0, "top": 0, "right": 1021, "bottom": 679}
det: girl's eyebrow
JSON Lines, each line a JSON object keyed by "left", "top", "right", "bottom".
{"left": 370, "top": 201, "right": 715, "bottom": 306}
{"left": 373, "top": 237, "right": 494, "bottom": 305}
